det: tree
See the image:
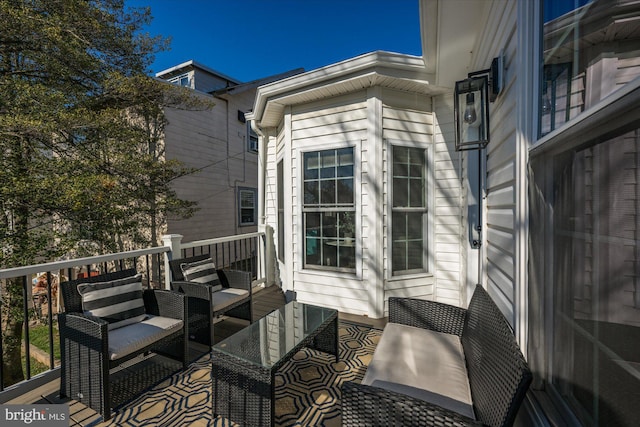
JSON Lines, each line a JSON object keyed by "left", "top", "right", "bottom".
{"left": 0, "top": 0, "right": 207, "bottom": 386}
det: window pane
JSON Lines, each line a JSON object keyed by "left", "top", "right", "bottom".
{"left": 392, "top": 212, "right": 406, "bottom": 241}
{"left": 407, "top": 240, "right": 423, "bottom": 270}
{"left": 337, "top": 178, "right": 353, "bottom": 204}
{"left": 306, "top": 212, "right": 320, "bottom": 236}
{"left": 304, "top": 181, "right": 319, "bottom": 205}
{"left": 409, "top": 178, "right": 424, "bottom": 207}
{"left": 339, "top": 244, "right": 356, "bottom": 269}
{"left": 393, "top": 178, "right": 408, "bottom": 207}
{"left": 337, "top": 147, "right": 354, "bottom": 165}
{"left": 392, "top": 241, "right": 407, "bottom": 272}
{"left": 338, "top": 212, "right": 355, "bottom": 238}
{"left": 241, "top": 209, "right": 254, "bottom": 223}
{"left": 407, "top": 212, "right": 423, "bottom": 238}
{"left": 323, "top": 242, "right": 337, "bottom": 267}
{"left": 240, "top": 191, "right": 254, "bottom": 208}
{"left": 529, "top": 126, "right": 640, "bottom": 426}
{"left": 320, "top": 180, "right": 335, "bottom": 205}
{"left": 322, "top": 212, "right": 337, "bottom": 238}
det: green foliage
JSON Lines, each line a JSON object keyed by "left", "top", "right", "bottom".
{"left": 0, "top": 0, "right": 210, "bottom": 386}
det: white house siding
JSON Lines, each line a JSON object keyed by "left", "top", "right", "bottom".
{"left": 164, "top": 89, "right": 258, "bottom": 243}
{"left": 288, "top": 92, "right": 370, "bottom": 315}
{"left": 432, "top": 93, "right": 466, "bottom": 307}
{"left": 474, "top": 0, "right": 519, "bottom": 324}
{"left": 380, "top": 90, "right": 446, "bottom": 308}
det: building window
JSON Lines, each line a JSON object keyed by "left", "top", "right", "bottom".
{"left": 277, "top": 160, "right": 285, "bottom": 262}
{"left": 303, "top": 147, "right": 355, "bottom": 271}
{"left": 238, "top": 187, "right": 257, "bottom": 226}
{"left": 169, "top": 73, "right": 190, "bottom": 88}
{"left": 391, "top": 145, "right": 427, "bottom": 274}
{"left": 247, "top": 122, "right": 258, "bottom": 152}
{"left": 530, "top": 2, "right": 640, "bottom": 424}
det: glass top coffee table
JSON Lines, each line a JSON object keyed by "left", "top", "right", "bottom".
{"left": 211, "top": 301, "right": 338, "bottom": 426}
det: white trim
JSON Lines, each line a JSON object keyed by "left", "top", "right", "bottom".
{"left": 296, "top": 141, "right": 362, "bottom": 278}
{"left": 367, "top": 88, "right": 384, "bottom": 317}
{"left": 385, "top": 139, "right": 435, "bottom": 280}
{"left": 514, "top": 0, "right": 541, "bottom": 352}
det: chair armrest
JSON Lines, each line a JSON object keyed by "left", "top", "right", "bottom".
{"left": 170, "top": 281, "right": 212, "bottom": 301}
{"left": 342, "top": 382, "right": 481, "bottom": 427}
{"left": 143, "top": 289, "right": 186, "bottom": 320}
{"left": 58, "top": 312, "right": 108, "bottom": 343}
{"left": 221, "top": 270, "right": 251, "bottom": 292}
{"left": 389, "top": 297, "right": 466, "bottom": 336}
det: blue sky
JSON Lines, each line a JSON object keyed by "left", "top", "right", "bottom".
{"left": 126, "top": 0, "right": 422, "bottom": 82}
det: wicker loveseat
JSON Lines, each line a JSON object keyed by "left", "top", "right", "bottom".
{"left": 342, "top": 284, "right": 532, "bottom": 427}
{"left": 169, "top": 254, "right": 252, "bottom": 347}
{"left": 58, "top": 269, "right": 188, "bottom": 421}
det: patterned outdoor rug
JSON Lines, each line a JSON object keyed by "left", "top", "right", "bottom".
{"left": 100, "top": 321, "right": 382, "bottom": 426}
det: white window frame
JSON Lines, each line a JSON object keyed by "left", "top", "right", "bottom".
{"left": 169, "top": 73, "right": 190, "bottom": 88}
{"left": 238, "top": 187, "right": 257, "bottom": 226}
{"left": 386, "top": 139, "right": 433, "bottom": 278}
{"left": 298, "top": 141, "right": 361, "bottom": 277}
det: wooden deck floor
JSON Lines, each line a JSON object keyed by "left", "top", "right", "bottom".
{"left": 8, "top": 285, "right": 386, "bottom": 426}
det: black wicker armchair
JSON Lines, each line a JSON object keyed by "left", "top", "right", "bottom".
{"left": 58, "top": 269, "right": 188, "bottom": 421}
{"left": 342, "top": 285, "right": 532, "bottom": 427}
{"left": 169, "top": 254, "right": 252, "bottom": 347}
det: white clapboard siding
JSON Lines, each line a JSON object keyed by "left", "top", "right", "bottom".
{"left": 481, "top": 1, "right": 518, "bottom": 324}
{"left": 284, "top": 92, "right": 369, "bottom": 314}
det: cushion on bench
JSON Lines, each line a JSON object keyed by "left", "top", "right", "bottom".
{"left": 362, "top": 322, "right": 475, "bottom": 420}
{"left": 213, "top": 288, "right": 250, "bottom": 312}
{"left": 108, "top": 315, "right": 183, "bottom": 360}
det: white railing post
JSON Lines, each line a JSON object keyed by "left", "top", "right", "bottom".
{"left": 262, "top": 225, "right": 276, "bottom": 286}
{"left": 162, "top": 234, "right": 183, "bottom": 290}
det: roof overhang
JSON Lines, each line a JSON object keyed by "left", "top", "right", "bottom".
{"left": 420, "top": 0, "right": 495, "bottom": 89}
{"left": 247, "top": 51, "right": 445, "bottom": 128}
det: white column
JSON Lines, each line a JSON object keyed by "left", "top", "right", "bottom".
{"left": 161, "top": 234, "right": 183, "bottom": 290}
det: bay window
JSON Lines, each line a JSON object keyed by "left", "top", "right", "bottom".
{"left": 303, "top": 147, "right": 355, "bottom": 271}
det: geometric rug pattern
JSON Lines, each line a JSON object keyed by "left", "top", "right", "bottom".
{"left": 99, "top": 321, "right": 382, "bottom": 426}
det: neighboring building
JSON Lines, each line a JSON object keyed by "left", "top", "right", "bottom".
{"left": 248, "top": 0, "right": 640, "bottom": 425}
{"left": 156, "top": 60, "right": 302, "bottom": 243}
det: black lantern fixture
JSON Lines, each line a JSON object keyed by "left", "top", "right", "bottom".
{"left": 454, "top": 55, "right": 503, "bottom": 151}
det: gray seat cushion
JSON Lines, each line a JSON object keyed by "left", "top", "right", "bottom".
{"left": 213, "top": 288, "right": 249, "bottom": 312}
{"left": 108, "top": 315, "right": 183, "bottom": 360}
{"left": 362, "top": 322, "right": 475, "bottom": 420}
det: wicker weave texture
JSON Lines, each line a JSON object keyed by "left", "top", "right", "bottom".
{"left": 343, "top": 285, "right": 531, "bottom": 427}
{"left": 342, "top": 382, "right": 482, "bottom": 427}
{"left": 462, "top": 285, "right": 532, "bottom": 427}
{"left": 211, "top": 308, "right": 338, "bottom": 426}
{"left": 169, "top": 255, "right": 253, "bottom": 347}
{"left": 58, "top": 270, "right": 188, "bottom": 421}
{"left": 389, "top": 297, "right": 466, "bottom": 336}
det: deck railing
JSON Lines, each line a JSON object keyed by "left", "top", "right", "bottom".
{"left": 0, "top": 231, "right": 269, "bottom": 402}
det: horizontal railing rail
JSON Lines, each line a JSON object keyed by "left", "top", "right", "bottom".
{"left": 0, "top": 231, "right": 271, "bottom": 402}
{"left": 173, "top": 232, "right": 266, "bottom": 286}
{"left": 0, "top": 246, "right": 171, "bottom": 399}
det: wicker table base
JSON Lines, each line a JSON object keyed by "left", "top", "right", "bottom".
{"left": 211, "top": 301, "right": 338, "bottom": 426}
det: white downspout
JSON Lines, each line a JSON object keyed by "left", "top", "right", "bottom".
{"left": 249, "top": 119, "right": 274, "bottom": 285}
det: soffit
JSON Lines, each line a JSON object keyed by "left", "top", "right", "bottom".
{"left": 420, "top": 0, "right": 494, "bottom": 89}
{"left": 250, "top": 51, "right": 445, "bottom": 128}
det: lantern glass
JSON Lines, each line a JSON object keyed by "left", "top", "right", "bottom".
{"left": 454, "top": 76, "right": 489, "bottom": 151}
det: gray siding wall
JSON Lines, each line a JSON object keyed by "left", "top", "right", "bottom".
{"left": 164, "top": 89, "right": 258, "bottom": 243}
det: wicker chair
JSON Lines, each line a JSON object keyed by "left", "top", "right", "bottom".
{"left": 342, "top": 285, "right": 532, "bottom": 427}
{"left": 58, "top": 269, "right": 188, "bottom": 421}
{"left": 169, "top": 254, "right": 252, "bottom": 347}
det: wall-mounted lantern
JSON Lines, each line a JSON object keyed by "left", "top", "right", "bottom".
{"left": 454, "top": 55, "right": 504, "bottom": 151}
